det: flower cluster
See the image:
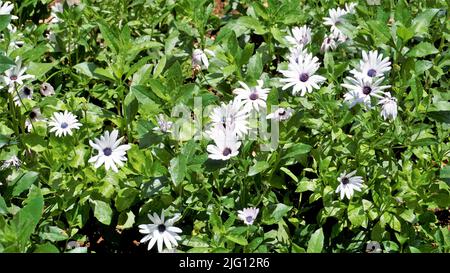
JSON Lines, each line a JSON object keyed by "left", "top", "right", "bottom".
{"left": 342, "top": 50, "right": 398, "bottom": 120}
{"left": 321, "top": 2, "right": 357, "bottom": 52}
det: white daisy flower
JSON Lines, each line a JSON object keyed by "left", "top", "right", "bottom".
{"left": 350, "top": 50, "right": 391, "bottom": 81}
{"left": 266, "top": 107, "right": 294, "bottom": 121}
{"left": 0, "top": 155, "right": 21, "bottom": 170}
{"left": 210, "top": 98, "right": 249, "bottom": 138}
{"left": 40, "top": 82, "right": 55, "bottom": 96}
{"left": 287, "top": 44, "right": 308, "bottom": 63}
{"left": 139, "top": 212, "right": 182, "bottom": 253}
{"left": 153, "top": 114, "right": 173, "bottom": 133}
{"left": 48, "top": 110, "right": 82, "bottom": 137}
{"left": 335, "top": 170, "right": 364, "bottom": 200}
{"left": 320, "top": 34, "right": 337, "bottom": 53}
{"left": 366, "top": 241, "right": 382, "bottom": 253}
{"left": 2, "top": 57, "right": 34, "bottom": 91}
{"left": 341, "top": 76, "right": 390, "bottom": 108}
{"left": 285, "top": 26, "right": 312, "bottom": 47}
{"left": 192, "top": 48, "right": 214, "bottom": 70}
{"left": 88, "top": 129, "right": 131, "bottom": 173}
{"left": 13, "top": 86, "right": 33, "bottom": 106}
{"left": 206, "top": 126, "right": 241, "bottom": 161}
{"left": 0, "top": 1, "right": 17, "bottom": 19}
{"left": 5, "top": 24, "right": 24, "bottom": 49}
{"left": 233, "top": 80, "right": 269, "bottom": 112}
{"left": 25, "top": 108, "right": 45, "bottom": 132}
{"left": 280, "top": 52, "right": 326, "bottom": 96}
{"left": 378, "top": 92, "right": 398, "bottom": 120}
{"left": 323, "top": 7, "right": 348, "bottom": 40}
{"left": 237, "top": 207, "right": 259, "bottom": 225}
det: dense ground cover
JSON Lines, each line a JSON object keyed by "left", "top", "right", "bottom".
{"left": 0, "top": 0, "right": 449, "bottom": 253}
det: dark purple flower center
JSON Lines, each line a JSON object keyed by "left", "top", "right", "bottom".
{"left": 367, "top": 69, "right": 377, "bottom": 77}
{"left": 326, "top": 37, "right": 331, "bottom": 43}
{"left": 299, "top": 73, "right": 309, "bottom": 82}
{"left": 341, "top": 177, "right": 349, "bottom": 185}
{"left": 222, "top": 147, "right": 232, "bottom": 156}
{"left": 249, "top": 93, "right": 259, "bottom": 100}
{"left": 10, "top": 75, "right": 17, "bottom": 81}
{"left": 157, "top": 224, "right": 166, "bottom": 233}
{"left": 29, "top": 111, "right": 37, "bottom": 119}
{"left": 103, "top": 147, "right": 112, "bottom": 156}
{"left": 60, "top": 122, "right": 68, "bottom": 129}
{"left": 279, "top": 109, "right": 286, "bottom": 116}
{"left": 23, "top": 87, "right": 31, "bottom": 96}
{"left": 246, "top": 216, "right": 253, "bottom": 223}
{"left": 362, "top": 86, "right": 372, "bottom": 95}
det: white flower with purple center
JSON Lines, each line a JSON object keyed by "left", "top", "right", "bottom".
{"left": 206, "top": 125, "right": 241, "bottom": 161}
{"left": 2, "top": 57, "right": 35, "bottom": 92}
{"left": 335, "top": 170, "right": 364, "bottom": 200}
{"left": 153, "top": 114, "right": 173, "bottom": 134}
{"left": 210, "top": 98, "right": 249, "bottom": 138}
{"left": 192, "top": 48, "right": 214, "bottom": 70}
{"left": 285, "top": 26, "right": 312, "bottom": 47}
{"left": 40, "top": 82, "right": 55, "bottom": 96}
{"left": 350, "top": 50, "right": 391, "bottom": 81}
{"left": 25, "top": 108, "right": 45, "bottom": 132}
{"left": 266, "top": 107, "right": 294, "bottom": 122}
{"left": 280, "top": 52, "right": 326, "bottom": 96}
{"left": 320, "top": 34, "right": 338, "bottom": 53}
{"left": 139, "top": 212, "right": 182, "bottom": 253}
{"left": 233, "top": 80, "right": 269, "bottom": 112}
{"left": 341, "top": 76, "right": 390, "bottom": 108}
{"left": 88, "top": 129, "right": 131, "bottom": 173}
{"left": 237, "top": 207, "right": 259, "bottom": 225}
{"left": 378, "top": 92, "right": 398, "bottom": 120}
{"left": 13, "top": 86, "right": 33, "bottom": 106}
{"left": 0, "top": 155, "right": 21, "bottom": 171}
{"left": 323, "top": 7, "right": 348, "bottom": 41}
{"left": 48, "top": 110, "right": 82, "bottom": 137}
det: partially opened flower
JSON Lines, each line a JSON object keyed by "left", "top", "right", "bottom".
{"left": 40, "top": 82, "right": 55, "bottom": 96}
{"left": 345, "top": 2, "right": 358, "bottom": 14}
{"left": 237, "top": 207, "right": 259, "bottom": 225}
{"left": 50, "top": 2, "right": 64, "bottom": 24}
{"left": 13, "top": 86, "right": 33, "bottom": 106}
{"left": 48, "top": 110, "right": 82, "bottom": 137}
{"left": 0, "top": 155, "right": 21, "bottom": 170}
{"left": 280, "top": 52, "right": 326, "bottom": 96}
{"left": 343, "top": 89, "right": 364, "bottom": 108}
{"left": 210, "top": 98, "right": 249, "bottom": 138}
{"left": 320, "top": 34, "right": 337, "bottom": 53}
{"left": 233, "top": 80, "right": 269, "bottom": 112}
{"left": 350, "top": 50, "right": 391, "bottom": 81}
{"left": 206, "top": 126, "right": 241, "bottom": 161}
{"left": 25, "top": 108, "right": 45, "bottom": 132}
{"left": 335, "top": 170, "right": 364, "bottom": 200}
{"left": 285, "top": 26, "right": 312, "bottom": 47}
{"left": 139, "top": 212, "right": 182, "bottom": 253}
{"left": 266, "top": 107, "right": 294, "bottom": 121}
{"left": 323, "top": 7, "right": 348, "bottom": 41}
{"left": 192, "top": 48, "right": 214, "bottom": 70}
{"left": 378, "top": 92, "right": 398, "bottom": 120}
{"left": 88, "top": 130, "right": 131, "bottom": 172}
{"left": 153, "top": 114, "right": 173, "bottom": 133}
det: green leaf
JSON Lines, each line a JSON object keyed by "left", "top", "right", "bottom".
{"left": 98, "top": 21, "right": 120, "bottom": 53}
{"left": 280, "top": 167, "right": 298, "bottom": 183}
{"left": 411, "top": 9, "right": 439, "bottom": 37}
{"left": 406, "top": 42, "right": 438, "bottom": 58}
{"left": 0, "top": 15, "right": 11, "bottom": 32}
{"left": 117, "top": 211, "right": 135, "bottom": 229}
{"left": 225, "top": 234, "right": 248, "bottom": 246}
{"left": 271, "top": 203, "right": 292, "bottom": 222}
{"left": 74, "top": 62, "right": 115, "bottom": 81}
{"left": 123, "top": 92, "right": 138, "bottom": 124}
{"left": 295, "top": 178, "right": 316, "bottom": 192}
{"left": 237, "top": 16, "right": 268, "bottom": 35}
{"left": 0, "top": 195, "right": 7, "bottom": 215}
{"left": 169, "top": 155, "right": 187, "bottom": 187}
{"left": 12, "top": 171, "right": 39, "bottom": 197}
{"left": 22, "top": 134, "right": 47, "bottom": 152}
{"left": 27, "top": 62, "right": 56, "bottom": 79}
{"left": 34, "top": 243, "right": 60, "bottom": 253}
{"left": 0, "top": 55, "right": 15, "bottom": 73}
{"left": 153, "top": 55, "right": 166, "bottom": 78}
{"left": 248, "top": 161, "right": 269, "bottom": 176}
{"left": 282, "top": 143, "right": 312, "bottom": 159}
{"left": 246, "top": 53, "right": 263, "bottom": 81}
{"left": 115, "top": 188, "right": 139, "bottom": 212}
{"left": 307, "top": 228, "right": 324, "bottom": 253}
{"left": 90, "top": 200, "right": 112, "bottom": 225}
{"left": 39, "top": 226, "right": 69, "bottom": 242}
{"left": 11, "top": 186, "right": 44, "bottom": 249}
